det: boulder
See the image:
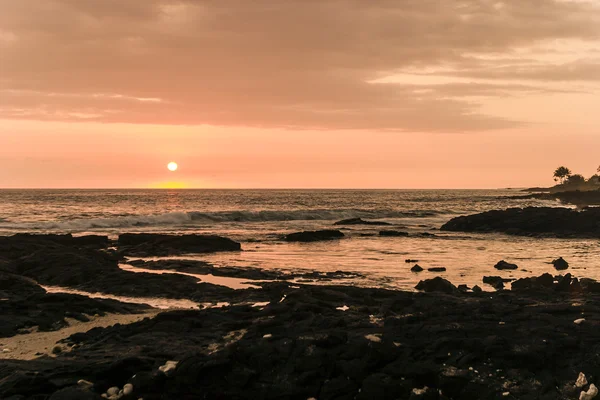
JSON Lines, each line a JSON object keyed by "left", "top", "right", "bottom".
{"left": 494, "top": 260, "right": 518, "bottom": 270}
{"left": 411, "top": 265, "right": 424, "bottom": 272}
{"left": 552, "top": 257, "right": 569, "bottom": 270}
{"left": 284, "top": 230, "right": 345, "bottom": 242}
{"left": 440, "top": 207, "right": 600, "bottom": 238}
{"left": 415, "top": 277, "right": 458, "bottom": 294}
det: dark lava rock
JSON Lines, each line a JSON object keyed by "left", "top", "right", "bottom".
{"left": 405, "top": 259, "right": 419, "bottom": 263}
{"left": 9, "top": 233, "right": 109, "bottom": 248}
{"left": 427, "top": 267, "right": 447, "bottom": 272}
{"left": 415, "top": 277, "right": 457, "bottom": 294}
{"left": 284, "top": 230, "right": 345, "bottom": 242}
{"left": 552, "top": 257, "right": 569, "bottom": 270}
{"left": 494, "top": 260, "right": 518, "bottom": 270}
{"left": 334, "top": 218, "right": 392, "bottom": 226}
{"left": 379, "top": 230, "right": 409, "bottom": 237}
{"left": 440, "top": 206, "right": 600, "bottom": 238}
{"left": 511, "top": 273, "right": 555, "bottom": 291}
{"left": 0, "top": 271, "right": 148, "bottom": 338}
{"left": 6, "top": 275, "right": 600, "bottom": 399}
{"left": 118, "top": 233, "right": 241, "bottom": 256}
{"left": 411, "top": 264, "right": 424, "bottom": 272}
{"left": 49, "top": 387, "right": 103, "bottom": 400}
{"left": 482, "top": 276, "right": 506, "bottom": 290}
{"left": 472, "top": 285, "right": 483, "bottom": 293}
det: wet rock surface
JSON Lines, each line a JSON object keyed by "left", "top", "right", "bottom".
{"left": 441, "top": 207, "right": 600, "bottom": 238}
{"left": 553, "top": 257, "right": 570, "bottom": 271}
{"left": 284, "top": 230, "right": 345, "bottom": 242}
{"left": 117, "top": 233, "right": 242, "bottom": 257}
{"left": 128, "top": 259, "right": 365, "bottom": 283}
{"left": 334, "top": 218, "right": 392, "bottom": 226}
{"left": 379, "top": 230, "right": 409, "bottom": 237}
{"left": 494, "top": 260, "right": 518, "bottom": 270}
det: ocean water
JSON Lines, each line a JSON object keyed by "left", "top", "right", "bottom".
{"left": 1, "top": 189, "right": 598, "bottom": 290}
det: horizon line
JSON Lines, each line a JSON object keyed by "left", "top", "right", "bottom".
{"left": 0, "top": 187, "right": 533, "bottom": 191}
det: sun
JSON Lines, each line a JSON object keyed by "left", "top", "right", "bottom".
{"left": 167, "top": 162, "right": 178, "bottom": 172}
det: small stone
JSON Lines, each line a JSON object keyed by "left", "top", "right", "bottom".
{"left": 365, "top": 334, "right": 382, "bottom": 343}
{"left": 427, "top": 267, "right": 447, "bottom": 272}
{"left": 580, "top": 384, "right": 598, "bottom": 400}
{"left": 472, "top": 285, "right": 483, "bottom": 293}
{"left": 503, "top": 392, "right": 510, "bottom": 397}
{"left": 123, "top": 383, "right": 134, "bottom": 395}
{"left": 576, "top": 372, "right": 588, "bottom": 388}
{"left": 494, "top": 260, "right": 518, "bottom": 270}
{"left": 2, "top": 348, "right": 10, "bottom": 353}
{"left": 158, "top": 360, "right": 178, "bottom": 375}
{"left": 52, "top": 345, "right": 62, "bottom": 354}
{"left": 552, "top": 257, "right": 569, "bottom": 270}
{"left": 412, "top": 387, "right": 429, "bottom": 395}
{"left": 263, "top": 334, "right": 273, "bottom": 339}
{"left": 107, "top": 387, "right": 119, "bottom": 396}
{"left": 77, "top": 379, "right": 94, "bottom": 388}
{"left": 411, "top": 264, "right": 424, "bottom": 272}
{"left": 574, "top": 318, "right": 586, "bottom": 325}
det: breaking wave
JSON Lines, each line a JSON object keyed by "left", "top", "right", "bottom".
{"left": 0, "top": 209, "right": 439, "bottom": 232}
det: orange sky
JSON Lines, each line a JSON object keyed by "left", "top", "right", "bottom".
{"left": 1, "top": 0, "right": 600, "bottom": 189}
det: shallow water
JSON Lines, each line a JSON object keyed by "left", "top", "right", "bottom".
{"left": 118, "top": 263, "right": 263, "bottom": 290}
{"left": 42, "top": 286, "right": 199, "bottom": 309}
{"left": 2, "top": 189, "right": 597, "bottom": 291}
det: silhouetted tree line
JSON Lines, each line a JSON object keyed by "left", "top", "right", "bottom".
{"left": 553, "top": 166, "right": 600, "bottom": 187}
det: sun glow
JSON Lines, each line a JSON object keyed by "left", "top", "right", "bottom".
{"left": 167, "top": 162, "right": 178, "bottom": 172}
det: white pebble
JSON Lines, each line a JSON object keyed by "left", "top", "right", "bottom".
{"left": 364, "top": 334, "right": 381, "bottom": 343}
{"left": 575, "top": 318, "right": 586, "bottom": 325}
{"left": 123, "top": 383, "right": 134, "bottom": 395}
{"left": 503, "top": 392, "right": 510, "bottom": 397}
{"left": 581, "top": 384, "right": 598, "bottom": 400}
{"left": 412, "top": 387, "right": 429, "bottom": 395}
{"left": 77, "top": 379, "right": 93, "bottom": 388}
{"left": 577, "top": 372, "right": 588, "bottom": 388}
{"left": 159, "top": 360, "right": 178, "bottom": 375}
{"left": 107, "top": 387, "right": 119, "bottom": 396}
{"left": 2, "top": 348, "right": 10, "bottom": 353}
{"left": 263, "top": 334, "right": 273, "bottom": 339}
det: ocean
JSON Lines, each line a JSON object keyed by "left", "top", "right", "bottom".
{"left": 1, "top": 189, "right": 597, "bottom": 290}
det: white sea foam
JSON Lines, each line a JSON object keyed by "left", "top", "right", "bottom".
{"left": 0, "top": 209, "right": 438, "bottom": 231}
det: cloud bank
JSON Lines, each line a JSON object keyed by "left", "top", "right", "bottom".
{"left": 1, "top": 0, "right": 599, "bottom": 131}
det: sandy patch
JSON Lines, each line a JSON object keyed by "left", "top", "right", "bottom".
{"left": 0, "top": 311, "right": 159, "bottom": 360}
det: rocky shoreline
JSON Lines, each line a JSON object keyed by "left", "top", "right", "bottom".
{"left": 2, "top": 233, "right": 600, "bottom": 399}
{"left": 441, "top": 207, "right": 600, "bottom": 238}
